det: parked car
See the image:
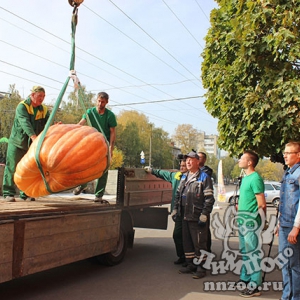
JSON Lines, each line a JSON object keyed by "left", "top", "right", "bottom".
{"left": 226, "top": 181, "right": 281, "bottom": 208}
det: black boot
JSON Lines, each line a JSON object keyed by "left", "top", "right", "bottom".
{"left": 174, "top": 257, "right": 185, "bottom": 265}
{"left": 178, "top": 259, "right": 196, "bottom": 274}
{"left": 192, "top": 265, "right": 206, "bottom": 279}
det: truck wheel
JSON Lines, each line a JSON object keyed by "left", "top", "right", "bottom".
{"left": 96, "top": 225, "right": 128, "bottom": 266}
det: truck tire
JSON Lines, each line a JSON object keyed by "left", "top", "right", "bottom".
{"left": 96, "top": 224, "right": 128, "bottom": 266}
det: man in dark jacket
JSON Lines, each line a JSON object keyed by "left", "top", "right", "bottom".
{"left": 2, "top": 86, "right": 49, "bottom": 202}
{"left": 145, "top": 160, "right": 188, "bottom": 265}
{"left": 198, "top": 151, "right": 213, "bottom": 252}
{"left": 173, "top": 151, "right": 215, "bottom": 279}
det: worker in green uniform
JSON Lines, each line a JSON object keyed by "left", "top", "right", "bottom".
{"left": 73, "top": 92, "right": 117, "bottom": 203}
{"left": 2, "top": 86, "right": 50, "bottom": 202}
{"left": 145, "top": 160, "right": 188, "bottom": 265}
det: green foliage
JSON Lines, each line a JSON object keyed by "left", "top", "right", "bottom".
{"left": 256, "top": 159, "right": 284, "bottom": 181}
{"left": 231, "top": 164, "right": 242, "bottom": 180}
{"left": 117, "top": 121, "right": 143, "bottom": 167}
{"left": 110, "top": 147, "right": 124, "bottom": 169}
{"left": 55, "top": 86, "right": 95, "bottom": 124}
{"left": 202, "top": 0, "right": 300, "bottom": 157}
{"left": 0, "top": 85, "right": 22, "bottom": 162}
{"left": 206, "top": 154, "right": 219, "bottom": 182}
{"left": 172, "top": 124, "right": 200, "bottom": 153}
{"left": 222, "top": 156, "right": 236, "bottom": 183}
{"left": 116, "top": 111, "right": 173, "bottom": 168}
{"left": 150, "top": 127, "right": 173, "bottom": 168}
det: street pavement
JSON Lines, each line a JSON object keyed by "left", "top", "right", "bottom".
{"left": 0, "top": 195, "right": 281, "bottom": 300}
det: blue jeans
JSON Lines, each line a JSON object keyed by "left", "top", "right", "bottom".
{"left": 239, "top": 226, "right": 262, "bottom": 287}
{"left": 279, "top": 226, "right": 300, "bottom": 300}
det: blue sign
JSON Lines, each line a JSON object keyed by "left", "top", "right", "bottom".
{"left": 140, "top": 158, "right": 146, "bottom": 164}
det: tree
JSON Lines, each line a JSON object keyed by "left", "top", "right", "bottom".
{"left": 110, "top": 147, "right": 124, "bottom": 169}
{"left": 222, "top": 156, "right": 236, "bottom": 184}
{"left": 172, "top": 124, "right": 199, "bottom": 154}
{"left": 119, "top": 122, "right": 143, "bottom": 167}
{"left": 202, "top": 0, "right": 300, "bottom": 159}
{"left": 256, "top": 159, "right": 284, "bottom": 181}
{"left": 55, "top": 86, "right": 96, "bottom": 124}
{"left": 206, "top": 154, "right": 219, "bottom": 182}
{"left": 55, "top": 101, "right": 83, "bottom": 124}
{"left": 116, "top": 111, "right": 172, "bottom": 168}
{"left": 231, "top": 164, "right": 242, "bottom": 181}
{"left": 0, "top": 85, "right": 22, "bottom": 161}
{"left": 150, "top": 127, "right": 173, "bottom": 168}
{"left": 68, "top": 86, "right": 95, "bottom": 109}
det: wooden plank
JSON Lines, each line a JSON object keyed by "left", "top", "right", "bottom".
{"left": 23, "top": 224, "right": 119, "bottom": 257}
{"left": 0, "top": 241, "right": 14, "bottom": 263}
{"left": 15, "top": 211, "right": 121, "bottom": 277}
{"left": 0, "top": 222, "right": 14, "bottom": 243}
{"left": 124, "top": 190, "right": 172, "bottom": 207}
{"left": 22, "top": 238, "right": 118, "bottom": 276}
{"left": 12, "top": 221, "right": 25, "bottom": 279}
{"left": 0, "top": 262, "right": 12, "bottom": 283}
{"left": 0, "top": 202, "right": 100, "bottom": 219}
{"left": 23, "top": 211, "right": 120, "bottom": 239}
{"left": 0, "top": 223, "right": 14, "bottom": 283}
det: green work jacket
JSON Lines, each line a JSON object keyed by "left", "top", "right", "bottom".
{"left": 151, "top": 169, "right": 184, "bottom": 211}
{"left": 9, "top": 97, "right": 49, "bottom": 150}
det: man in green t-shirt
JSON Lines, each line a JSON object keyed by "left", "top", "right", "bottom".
{"left": 236, "top": 150, "right": 266, "bottom": 298}
{"left": 73, "top": 92, "right": 117, "bottom": 203}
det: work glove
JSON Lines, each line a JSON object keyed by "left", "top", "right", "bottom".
{"left": 144, "top": 166, "right": 153, "bottom": 173}
{"left": 198, "top": 214, "right": 207, "bottom": 226}
{"left": 171, "top": 210, "right": 178, "bottom": 222}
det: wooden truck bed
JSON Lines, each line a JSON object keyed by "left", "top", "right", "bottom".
{"left": 0, "top": 167, "right": 173, "bottom": 284}
{"left": 0, "top": 195, "right": 121, "bottom": 284}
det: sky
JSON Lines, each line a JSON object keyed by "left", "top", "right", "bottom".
{"left": 0, "top": 0, "right": 219, "bottom": 137}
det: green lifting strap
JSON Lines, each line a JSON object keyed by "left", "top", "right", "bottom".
{"left": 34, "top": 5, "right": 110, "bottom": 194}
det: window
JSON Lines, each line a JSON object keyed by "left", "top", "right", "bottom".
{"left": 264, "top": 184, "right": 273, "bottom": 191}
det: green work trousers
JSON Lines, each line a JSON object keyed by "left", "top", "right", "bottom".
{"left": 3, "top": 142, "right": 27, "bottom": 199}
{"left": 78, "top": 170, "right": 108, "bottom": 198}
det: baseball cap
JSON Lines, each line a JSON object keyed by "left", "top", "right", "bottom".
{"left": 31, "top": 86, "right": 45, "bottom": 93}
{"left": 184, "top": 152, "right": 199, "bottom": 159}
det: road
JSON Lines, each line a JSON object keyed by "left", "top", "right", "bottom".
{"left": 0, "top": 199, "right": 281, "bottom": 300}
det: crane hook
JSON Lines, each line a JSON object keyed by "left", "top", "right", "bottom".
{"left": 68, "top": 0, "right": 84, "bottom": 7}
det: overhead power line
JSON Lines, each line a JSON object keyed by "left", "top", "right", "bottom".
{"left": 194, "top": 0, "right": 210, "bottom": 22}
{"left": 0, "top": 7, "right": 200, "bottom": 103}
{"left": 106, "top": 0, "right": 202, "bottom": 86}
{"left": 110, "top": 96, "right": 204, "bottom": 107}
{"left": 0, "top": 4, "right": 214, "bottom": 128}
{"left": 162, "top": 0, "right": 203, "bottom": 49}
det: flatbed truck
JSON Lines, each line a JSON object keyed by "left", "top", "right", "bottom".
{"left": 0, "top": 167, "right": 172, "bottom": 284}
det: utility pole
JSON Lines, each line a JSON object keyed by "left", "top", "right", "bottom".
{"left": 149, "top": 124, "right": 152, "bottom": 166}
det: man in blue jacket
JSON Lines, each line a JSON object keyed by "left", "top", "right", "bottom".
{"left": 278, "top": 141, "right": 300, "bottom": 300}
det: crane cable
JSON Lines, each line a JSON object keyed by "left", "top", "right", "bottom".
{"left": 34, "top": 0, "right": 110, "bottom": 194}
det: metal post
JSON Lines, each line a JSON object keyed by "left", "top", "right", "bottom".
{"left": 149, "top": 124, "right": 152, "bottom": 166}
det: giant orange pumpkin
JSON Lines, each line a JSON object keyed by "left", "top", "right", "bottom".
{"left": 14, "top": 124, "right": 109, "bottom": 197}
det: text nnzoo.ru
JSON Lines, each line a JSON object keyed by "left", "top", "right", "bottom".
{"left": 203, "top": 281, "right": 283, "bottom": 292}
